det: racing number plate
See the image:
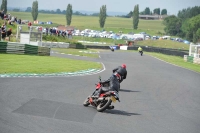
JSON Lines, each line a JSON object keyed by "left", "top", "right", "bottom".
{"left": 111, "top": 96, "right": 116, "bottom": 103}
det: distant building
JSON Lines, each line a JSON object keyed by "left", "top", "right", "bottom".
{"left": 139, "top": 15, "right": 169, "bottom": 20}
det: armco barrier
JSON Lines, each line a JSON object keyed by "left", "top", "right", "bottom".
{"left": 0, "top": 41, "right": 8, "bottom": 53}
{"left": 38, "top": 46, "right": 50, "bottom": 56}
{"left": 128, "top": 46, "right": 188, "bottom": 57}
{"left": 69, "top": 44, "right": 86, "bottom": 49}
{"left": 42, "top": 42, "right": 69, "bottom": 48}
{"left": 7, "top": 42, "right": 25, "bottom": 54}
{"left": 25, "top": 44, "right": 38, "bottom": 55}
{"left": 0, "top": 42, "right": 50, "bottom": 56}
{"left": 85, "top": 45, "right": 116, "bottom": 49}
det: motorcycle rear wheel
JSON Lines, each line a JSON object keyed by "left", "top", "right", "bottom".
{"left": 96, "top": 97, "right": 112, "bottom": 112}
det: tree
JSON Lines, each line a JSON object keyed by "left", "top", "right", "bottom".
{"left": 66, "top": 4, "right": 73, "bottom": 26}
{"left": 161, "top": 9, "right": 167, "bottom": 15}
{"left": 163, "top": 15, "right": 182, "bottom": 35}
{"left": 188, "top": 14, "right": 200, "bottom": 42}
{"left": 31, "top": 0, "right": 38, "bottom": 21}
{"left": 127, "top": 11, "right": 133, "bottom": 18}
{"left": 144, "top": 7, "right": 150, "bottom": 15}
{"left": 13, "top": 8, "right": 20, "bottom": 12}
{"left": 25, "top": 7, "right": 31, "bottom": 12}
{"left": 50, "top": 10, "right": 55, "bottom": 14}
{"left": 133, "top": 4, "right": 139, "bottom": 29}
{"left": 62, "top": 10, "right": 66, "bottom": 14}
{"left": 153, "top": 8, "right": 160, "bottom": 15}
{"left": 56, "top": 9, "right": 61, "bottom": 14}
{"left": 178, "top": 6, "right": 200, "bottom": 20}
{"left": 99, "top": 5, "right": 107, "bottom": 29}
{"left": 92, "top": 13, "right": 100, "bottom": 16}
{"left": 196, "top": 28, "right": 200, "bottom": 42}
{"left": 1, "top": 0, "right": 7, "bottom": 14}
{"left": 139, "top": 11, "right": 145, "bottom": 15}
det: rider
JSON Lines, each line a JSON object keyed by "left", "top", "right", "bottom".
{"left": 112, "top": 64, "right": 127, "bottom": 84}
{"left": 138, "top": 46, "right": 143, "bottom": 56}
{"left": 92, "top": 64, "right": 127, "bottom": 97}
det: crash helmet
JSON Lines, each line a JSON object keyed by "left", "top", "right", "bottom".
{"left": 122, "top": 64, "right": 126, "bottom": 69}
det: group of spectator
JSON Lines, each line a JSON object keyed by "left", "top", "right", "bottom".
{"left": 0, "top": 10, "right": 18, "bottom": 41}
{"left": 44, "top": 27, "right": 73, "bottom": 38}
{"left": 0, "top": 9, "right": 73, "bottom": 41}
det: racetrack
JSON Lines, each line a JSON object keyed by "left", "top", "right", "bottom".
{"left": 0, "top": 50, "right": 200, "bottom": 133}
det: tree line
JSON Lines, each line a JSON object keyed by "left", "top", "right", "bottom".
{"left": 163, "top": 6, "right": 200, "bottom": 43}
{"left": 121, "top": 7, "right": 167, "bottom": 18}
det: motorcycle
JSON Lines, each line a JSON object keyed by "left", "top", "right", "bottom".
{"left": 139, "top": 51, "right": 143, "bottom": 56}
{"left": 83, "top": 76, "right": 120, "bottom": 112}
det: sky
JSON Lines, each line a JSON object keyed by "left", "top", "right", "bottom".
{"left": 5, "top": 0, "right": 200, "bottom": 15}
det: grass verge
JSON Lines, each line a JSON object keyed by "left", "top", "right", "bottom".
{"left": 145, "top": 52, "right": 200, "bottom": 73}
{"left": 52, "top": 48, "right": 99, "bottom": 58}
{"left": 0, "top": 54, "right": 102, "bottom": 74}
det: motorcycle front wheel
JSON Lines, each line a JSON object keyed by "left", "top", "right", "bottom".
{"left": 96, "top": 97, "right": 112, "bottom": 112}
{"left": 83, "top": 97, "right": 90, "bottom": 106}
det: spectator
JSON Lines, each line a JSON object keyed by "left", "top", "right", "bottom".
{"left": 28, "top": 21, "right": 32, "bottom": 30}
{"left": 10, "top": 16, "right": 15, "bottom": 22}
{"left": 49, "top": 27, "right": 52, "bottom": 35}
{"left": 53, "top": 28, "right": 56, "bottom": 35}
{"left": 8, "top": 13, "right": 11, "bottom": 20}
{"left": 46, "top": 27, "right": 48, "bottom": 35}
{"left": 6, "top": 28, "right": 12, "bottom": 41}
{"left": 38, "top": 26, "right": 42, "bottom": 32}
{"left": 14, "top": 17, "right": 17, "bottom": 23}
{"left": 3, "top": 22, "right": 7, "bottom": 31}
{"left": 18, "top": 18, "right": 21, "bottom": 24}
{"left": 0, "top": 10, "right": 4, "bottom": 20}
{"left": 62, "top": 30, "right": 66, "bottom": 37}
{"left": 8, "top": 20, "right": 13, "bottom": 25}
{"left": 1, "top": 25, "right": 6, "bottom": 40}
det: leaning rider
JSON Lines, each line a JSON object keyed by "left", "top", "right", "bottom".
{"left": 92, "top": 64, "right": 127, "bottom": 97}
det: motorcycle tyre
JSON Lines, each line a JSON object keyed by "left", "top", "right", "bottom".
{"left": 83, "top": 97, "right": 90, "bottom": 106}
{"left": 97, "top": 97, "right": 112, "bottom": 112}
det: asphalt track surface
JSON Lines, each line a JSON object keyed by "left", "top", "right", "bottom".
{"left": 0, "top": 50, "right": 200, "bottom": 133}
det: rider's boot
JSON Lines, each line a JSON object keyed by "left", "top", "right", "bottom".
{"left": 107, "top": 105, "right": 114, "bottom": 109}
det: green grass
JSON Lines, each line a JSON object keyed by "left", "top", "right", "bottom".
{"left": 52, "top": 48, "right": 99, "bottom": 58}
{"left": 9, "top": 11, "right": 165, "bottom": 35}
{"left": 132, "top": 51, "right": 200, "bottom": 73}
{"left": 0, "top": 54, "right": 102, "bottom": 74}
{"left": 136, "top": 40, "right": 190, "bottom": 50}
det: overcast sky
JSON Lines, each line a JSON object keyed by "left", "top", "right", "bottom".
{"left": 6, "top": 0, "right": 200, "bottom": 15}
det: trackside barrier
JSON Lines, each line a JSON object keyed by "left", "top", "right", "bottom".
{"left": 128, "top": 46, "right": 188, "bottom": 57}
{"left": 42, "top": 42, "right": 70, "bottom": 48}
{"left": 120, "top": 46, "right": 128, "bottom": 50}
{"left": 0, "top": 41, "right": 8, "bottom": 53}
{"left": 184, "top": 55, "right": 200, "bottom": 64}
{"left": 0, "top": 42, "right": 50, "bottom": 56}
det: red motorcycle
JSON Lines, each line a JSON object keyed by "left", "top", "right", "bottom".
{"left": 83, "top": 76, "right": 120, "bottom": 112}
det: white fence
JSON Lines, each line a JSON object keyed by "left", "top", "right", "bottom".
{"left": 189, "top": 44, "right": 200, "bottom": 58}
